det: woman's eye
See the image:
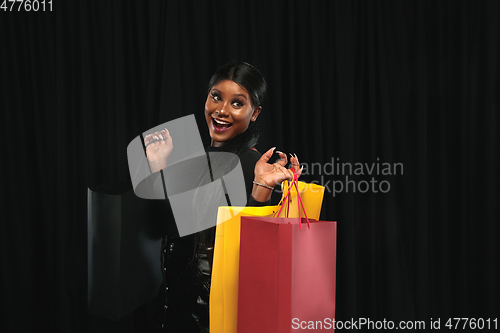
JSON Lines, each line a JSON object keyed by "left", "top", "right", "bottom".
{"left": 232, "top": 100, "right": 244, "bottom": 108}
{"left": 211, "top": 93, "right": 221, "bottom": 102}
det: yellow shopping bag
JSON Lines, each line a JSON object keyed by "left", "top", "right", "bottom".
{"left": 210, "top": 180, "right": 325, "bottom": 333}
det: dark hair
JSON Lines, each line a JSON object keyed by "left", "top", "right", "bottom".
{"left": 208, "top": 61, "right": 267, "bottom": 109}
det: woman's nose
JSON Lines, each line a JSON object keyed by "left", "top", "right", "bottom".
{"left": 216, "top": 104, "right": 230, "bottom": 116}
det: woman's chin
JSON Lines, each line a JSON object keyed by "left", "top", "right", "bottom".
{"left": 210, "top": 131, "right": 230, "bottom": 144}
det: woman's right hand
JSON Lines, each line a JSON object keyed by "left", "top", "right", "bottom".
{"left": 144, "top": 128, "right": 173, "bottom": 172}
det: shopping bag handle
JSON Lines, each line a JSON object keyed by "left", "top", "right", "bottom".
{"left": 276, "top": 169, "right": 310, "bottom": 229}
{"left": 277, "top": 176, "right": 293, "bottom": 218}
{"left": 277, "top": 178, "right": 291, "bottom": 216}
{"left": 291, "top": 168, "right": 310, "bottom": 229}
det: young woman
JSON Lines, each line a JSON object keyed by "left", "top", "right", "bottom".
{"left": 144, "top": 61, "right": 302, "bottom": 332}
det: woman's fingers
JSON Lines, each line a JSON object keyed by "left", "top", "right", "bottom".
{"left": 258, "top": 147, "right": 276, "bottom": 164}
{"left": 162, "top": 128, "right": 172, "bottom": 146}
{"left": 275, "top": 151, "right": 288, "bottom": 167}
{"left": 144, "top": 128, "right": 171, "bottom": 147}
{"left": 255, "top": 150, "right": 302, "bottom": 188}
{"left": 258, "top": 147, "right": 288, "bottom": 167}
{"left": 289, "top": 153, "right": 302, "bottom": 178}
{"left": 279, "top": 165, "right": 294, "bottom": 182}
{"left": 163, "top": 128, "right": 171, "bottom": 140}
{"left": 289, "top": 153, "right": 299, "bottom": 169}
{"left": 145, "top": 134, "right": 159, "bottom": 148}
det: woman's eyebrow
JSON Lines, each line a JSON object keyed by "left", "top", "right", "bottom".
{"left": 232, "top": 94, "right": 247, "bottom": 100}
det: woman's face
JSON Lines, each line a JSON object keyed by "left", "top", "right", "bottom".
{"left": 205, "top": 80, "right": 261, "bottom": 147}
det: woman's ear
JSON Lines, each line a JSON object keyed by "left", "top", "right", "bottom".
{"left": 250, "top": 106, "right": 262, "bottom": 122}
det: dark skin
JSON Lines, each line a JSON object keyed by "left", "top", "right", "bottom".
{"left": 146, "top": 79, "right": 301, "bottom": 202}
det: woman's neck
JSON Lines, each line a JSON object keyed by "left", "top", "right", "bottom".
{"left": 211, "top": 139, "right": 224, "bottom": 147}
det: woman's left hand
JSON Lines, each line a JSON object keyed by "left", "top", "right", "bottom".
{"left": 254, "top": 147, "right": 302, "bottom": 189}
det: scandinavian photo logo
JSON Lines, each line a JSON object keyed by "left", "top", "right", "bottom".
{"left": 299, "top": 157, "right": 403, "bottom": 197}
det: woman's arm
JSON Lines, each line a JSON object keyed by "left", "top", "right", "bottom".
{"left": 251, "top": 182, "right": 274, "bottom": 202}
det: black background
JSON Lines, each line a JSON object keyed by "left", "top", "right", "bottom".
{"left": 1, "top": 1, "right": 499, "bottom": 332}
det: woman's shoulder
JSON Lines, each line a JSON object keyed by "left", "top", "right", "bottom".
{"left": 205, "top": 145, "right": 262, "bottom": 166}
{"left": 238, "top": 147, "right": 262, "bottom": 164}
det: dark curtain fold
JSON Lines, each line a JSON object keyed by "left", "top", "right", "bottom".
{"left": 1, "top": 1, "right": 498, "bottom": 332}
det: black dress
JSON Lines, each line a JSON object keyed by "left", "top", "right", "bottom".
{"left": 161, "top": 147, "right": 278, "bottom": 332}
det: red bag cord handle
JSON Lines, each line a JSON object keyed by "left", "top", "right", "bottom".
{"left": 291, "top": 168, "right": 310, "bottom": 229}
{"left": 276, "top": 169, "right": 311, "bottom": 229}
{"left": 287, "top": 185, "right": 291, "bottom": 217}
{"left": 277, "top": 177, "right": 295, "bottom": 218}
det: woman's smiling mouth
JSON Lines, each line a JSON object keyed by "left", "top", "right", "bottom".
{"left": 212, "top": 117, "right": 233, "bottom": 133}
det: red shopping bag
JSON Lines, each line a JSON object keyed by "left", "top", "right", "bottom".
{"left": 237, "top": 170, "right": 336, "bottom": 332}
{"left": 237, "top": 217, "right": 337, "bottom": 332}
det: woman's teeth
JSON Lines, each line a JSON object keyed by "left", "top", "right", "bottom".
{"left": 213, "top": 118, "right": 232, "bottom": 126}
